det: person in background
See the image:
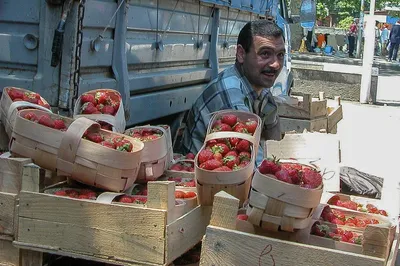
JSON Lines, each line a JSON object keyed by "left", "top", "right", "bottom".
{"left": 388, "top": 20, "right": 400, "bottom": 62}
{"left": 180, "top": 20, "right": 285, "bottom": 165}
{"left": 380, "top": 24, "right": 389, "bottom": 56}
{"left": 348, "top": 19, "right": 358, "bottom": 58}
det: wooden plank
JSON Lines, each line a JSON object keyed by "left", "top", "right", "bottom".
{"left": 0, "top": 192, "right": 16, "bottom": 236}
{"left": 0, "top": 239, "right": 19, "bottom": 266}
{"left": 17, "top": 217, "right": 165, "bottom": 265}
{"left": 21, "top": 164, "right": 44, "bottom": 193}
{"left": 166, "top": 206, "right": 212, "bottom": 264}
{"left": 280, "top": 117, "right": 328, "bottom": 133}
{"left": 18, "top": 192, "right": 166, "bottom": 237}
{"left": 328, "top": 105, "right": 343, "bottom": 132}
{"left": 0, "top": 121, "right": 9, "bottom": 152}
{"left": 277, "top": 94, "right": 327, "bottom": 120}
{"left": 386, "top": 233, "right": 399, "bottom": 266}
{"left": 200, "top": 226, "right": 385, "bottom": 266}
{"left": 0, "top": 157, "right": 32, "bottom": 194}
{"left": 209, "top": 191, "right": 240, "bottom": 230}
{"left": 19, "top": 249, "right": 43, "bottom": 266}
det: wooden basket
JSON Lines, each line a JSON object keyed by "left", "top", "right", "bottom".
{"left": 0, "top": 87, "right": 52, "bottom": 137}
{"left": 73, "top": 89, "right": 126, "bottom": 133}
{"left": 247, "top": 165, "right": 323, "bottom": 232}
{"left": 10, "top": 109, "right": 144, "bottom": 192}
{"left": 125, "top": 126, "right": 169, "bottom": 182}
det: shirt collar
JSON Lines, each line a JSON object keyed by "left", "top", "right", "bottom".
{"left": 233, "top": 63, "right": 269, "bottom": 101}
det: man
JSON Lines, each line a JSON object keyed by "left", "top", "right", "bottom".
{"left": 388, "top": 20, "right": 400, "bottom": 62}
{"left": 179, "top": 20, "right": 285, "bottom": 165}
{"left": 380, "top": 24, "right": 389, "bottom": 56}
{"left": 348, "top": 19, "right": 358, "bottom": 58}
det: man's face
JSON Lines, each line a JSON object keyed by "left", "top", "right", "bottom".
{"left": 237, "top": 35, "right": 285, "bottom": 92}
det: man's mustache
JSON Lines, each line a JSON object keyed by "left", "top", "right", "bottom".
{"left": 261, "top": 69, "right": 278, "bottom": 74}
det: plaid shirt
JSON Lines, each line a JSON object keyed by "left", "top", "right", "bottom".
{"left": 181, "top": 64, "right": 278, "bottom": 165}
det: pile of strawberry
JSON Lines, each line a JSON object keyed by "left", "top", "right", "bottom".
{"left": 211, "top": 114, "right": 258, "bottom": 135}
{"left": 126, "top": 128, "right": 163, "bottom": 142}
{"left": 259, "top": 158, "right": 322, "bottom": 189}
{"left": 22, "top": 112, "right": 133, "bottom": 152}
{"left": 330, "top": 198, "right": 388, "bottom": 217}
{"left": 311, "top": 221, "right": 363, "bottom": 245}
{"left": 169, "top": 161, "right": 195, "bottom": 172}
{"left": 321, "top": 206, "right": 379, "bottom": 227}
{"left": 167, "top": 177, "right": 196, "bottom": 187}
{"left": 7, "top": 88, "right": 50, "bottom": 109}
{"left": 116, "top": 195, "right": 147, "bottom": 204}
{"left": 53, "top": 189, "right": 97, "bottom": 200}
{"left": 175, "top": 190, "right": 197, "bottom": 199}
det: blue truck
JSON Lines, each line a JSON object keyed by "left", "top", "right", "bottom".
{"left": 0, "top": 0, "right": 314, "bottom": 126}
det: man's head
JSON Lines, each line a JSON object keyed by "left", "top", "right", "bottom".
{"left": 236, "top": 20, "right": 285, "bottom": 93}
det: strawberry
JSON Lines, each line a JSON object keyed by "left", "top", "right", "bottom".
{"left": 237, "top": 214, "right": 249, "bottom": 221}
{"left": 311, "top": 223, "right": 329, "bottom": 237}
{"left": 81, "top": 102, "right": 98, "bottom": 114}
{"left": 119, "top": 195, "right": 133, "bottom": 203}
{"left": 24, "top": 112, "right": 37, "bottom": 121}
{"left": 65, "top": 189, "right": 79, "bottom": 198}
{"left": 115, "top": 139, "right": 133, "bottom": 152}
{"left": 23, "top": 93, "right": 39, "bottom": 104}
{"left": 211, "top": 143, "right": 230, "bottom": 156}
{"left": 259, "top": 158, "right": 281, "bottom": 175}
{"left": 80, "top": 190, "right": 97, "bottom": 199}
{"left": 184, "top": 191, "right": 197, "bottom": 198}
{"left": 212, "top": 123, "right": 232, "bottom": 132}
{"left": 131, "top": 196, "right": 147, "bottom": 204}
{"left": 170, "top": 164, "right": 183, "bottom": 171}
{"left": 78, "top": 194, "right": 90, "bottom": 199}
{"left": 37, "top": 99, "right": 51, "bottom": 109}
{"left": 233, "top": 123, "right": 248, "bottom": 134}
{"left": 54, "top": 119, "right": 66, "bottom": 130}
{"left": 8, "top": 88, "right": 24, "bottom": 100}
{"left": 223, "top": 155, "right": 240, "bottom": 169}
{"left": 111, "top": 100, "right": 120, "bottom": 112}
{"left": 302, "top": 169, "right": 322, "bottom": 189}
{"left": 212, "top": 119, "right": 222, "bottom": 128}
{"left": 95, "top": 91, "right": 110, "bottom": 105}
{"left": 275, "top": 169, "right": 293, "bottom": 184}
{"left": 81, "top": 94, "right": 96, "bottom": 105}
{"left": 38, "top": 115, "right": 55, "bottom": 128}
{"left": 331, "top": 218, "right": 345, "bottom": 225}
{"left": 288, "top": 169, "right": 300, "bottom": 184}
{"left": 229, "top": 137, "right": 240, "bottom": 147}
{"left": 225, "top": 150, "right": 238, "bottom": 157}
{"left": 102, "top": 105, "right": 115, "bottom": 115}
{"left": 379, "top": 210, "right": 388, "bottom": 216}
{"left": 245, "top": 120, "right": 258, "bottom": 134}
{"left": 206, "top": 139, "right": 218, "bottom": 148}
{"left": 54, "top": 190, "right": 67, "bottom": 197}
{"left": 356, "top": 220, "right": 366, "bottom": 228}
{"left": 200, "top": 159, "right": 223, "bottom": 170}
{"left": 221, "top": 114, "right": 238, "bottom": 127}
{"left": 214, "top": 166, "right": 233, "bottom": 172}
{"left": 236, "top": 139, "right": 250, "bottom": 152}
{"left": 213, "top": 152, "right": 223, "bottom": 162}
{"left": 198, "top": 150, "right": 214, "bottom": 164}
{"left": 175, "top": 191, "right": 186, "bottom": 199}
{"left": 101, "top": 140, "right": 115, "bottom": 149}
{"left": 238, "top": 151, "right": 251, "bottom": 162}
{"left": 184, "top": 180, "right": 196, "bottom": 187}
{"left": 186, "top": 153, "right": 195, "bottom": 160}
{"left": 86, "top": 132, "right": 103, "bottom": 143}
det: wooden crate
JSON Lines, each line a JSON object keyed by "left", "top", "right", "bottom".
{"left": 200, "top": 191, "right": 399, "bottom": 266}
{"left": 14, "top": 164, "right": 211, "bottom": 266}
{"left": 277, "top": 93, "right": 328, "bottom": 120}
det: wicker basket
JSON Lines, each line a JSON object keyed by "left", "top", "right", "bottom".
{"left": 10, "top": 109, "right": 144, "bottom": 192}
{"left": 247, "top": 163, "right": 323, "bottom": 232}
{"left": 73, "top": 89, "right": 126, "bottom": 133}
{"left": 0, "top": 87, "right": 52, "bottom": 137}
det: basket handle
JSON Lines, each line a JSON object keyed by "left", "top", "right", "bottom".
{"left": 7, "top": 101, "right": 52, "bottom": 122}
{"left": 56, "top": 117, "right": 100, "bottom": 174}
{"left": 205, "top": 131, "right": 256, "bottom": 145}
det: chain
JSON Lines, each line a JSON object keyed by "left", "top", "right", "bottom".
{"left": 72, "top": 0, "right": 86, "bottom": 110}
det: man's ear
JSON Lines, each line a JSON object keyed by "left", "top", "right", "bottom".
{"left": 236, "top": 44, "right": 246, "bottom": 64}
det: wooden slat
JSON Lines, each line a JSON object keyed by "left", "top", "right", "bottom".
{"left": 18, "top": 192, "right": 166, "bottom": 237}
{"left": 210, "top": 191, "right": 239, "bottom": 230}
{"left": 0, "top": 157, "right": 32, "bottom": 194}
{"left": 0, "top": 239, "right": 19, "bottom": 266}
{"left": 17, "top": 217, "right": 165, "bottom": 265}
{"left": 328, "top": 105, "right": 343, "bottom": 132}
{"left": 166, "top": 206, "right": 212, "bottom": 264}
{"left": 200, "top": 226, "right": 385, "bottom": 266}
{"left": 0, "top": 192, "right": 16, "bottom": 236}
{"left": 0, "top": 121, "right": 9, "bottom": 151}
{"left": 277, "top": 94, "right": 327, "bottom": 120}
{"left": 280, "top": 117, "right": 328, "bottom": 133}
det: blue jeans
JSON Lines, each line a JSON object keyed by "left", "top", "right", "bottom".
{"left": 388, "top": 43, "right": 399, "bottom": 61}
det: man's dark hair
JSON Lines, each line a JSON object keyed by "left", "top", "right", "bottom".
{"left": 237, "top": 20, "right": 284, "bottom": 53}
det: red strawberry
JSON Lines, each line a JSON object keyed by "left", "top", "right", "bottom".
{"left": 198, "top": 150, "right": 214, "bottom": 164}
{"left": 302, "top": 169, "right": 322, "bottom": 189}
{"left": 237, "top": 214, "right": 249, "bottom": 221}
{"left": 229, "top": 137, "right": 240, "bottom": 147}
{"left": 37, "top": 99, "right": 51, "bottom": 109}
{"left": 236, "top": 139, "right": 250, "bottom": 152}
{"left": 379, "top": 210, "right": 388, "bottom": 216}
{"left": 175, "top": 191, "right": 186, "bottom": 199}
{"left": 131, "top": 196, "right": 147, "bottom": 204}
{"left": 206, "top": 139, "right": 218, "bottom": 148}
{"left": 170, "top": 164, "right": 183, "bottom": 171}
{"left": 288, "top": 169, "right": 300, "bottom": 184}
{"left": 54, "top": 119, "right": 66, "bottom": 130}
{"left": 119, "top": 195, "right": 133, "bottom": 203}
{"left": 211, "top": 143, "right": 230, "bottom": 156}
{"left": 225, "top": 150, "right": 238, "bottom": 157}
{"left": 95, "top": 91, "right": 110, "bottom": 105}
{"left": 238, "top": 151, "right": 251, "bottom": 162}
{"left": 275, "top": 169, "right": 293, "bottom": 184}
{"left": 81, "top": 94, "right": 96, "bottom": 105}
{"left": 184, "top": 180, "right": 196, "bottom": 187}
{"left": 54, "top": 190, "right": 67, "bottom": 197}
{"left": 311, "top": 223, "right": 329, "bottom": 237}
{"left": 86, "top": 132, "right": 103, "bottom": 143}
{"left": 213, "top": 152, "right": 223, "bottom": 162}
{"left": 186, "top": 153, "right": 195, "bottom": 160}
{"left": 101, "top": 140, "right": 115, "bottom": 149}
{"left": 81, "top": 102, "right": 97, "bottom": 114}
{"left": 212, "top": 119, "right": 222, "bottom": 128}
{"left": 214, "top": 166, "right": 233, "bottom": 172}
{"left": 8, "top": 88, "right": 24, "bottom": 100}
{"left": 259, "top": 159, "right": 281, "bottom": 175}
{"left": 22, "top": 93, "right": 39, "bottom": 104}
{"left": 115, "top": 139, "right": 133, "bottom": 152}
{"left": 102, "top": 105, "right": 115, "bottom": 115}
{"left": 184, "top": 191, "right": 197, "bottom": 198}
{"left": 38, "top": 115, "right": 55, "bottom": 128}
{"left": 80, "top": 190, "right": 97, "bottom": 199}
{"left": 233, "top": 123, "right": 248, "bottom": 134}
{"left": 221, "top": 114, "right": 238, "bottom": 127}
{"left": 331, "top": 218, "right": 345, "bottom": 225}
{"left": 78, "top": 194, "right": 90, "bottom": 199}
{"left": 245, "top": 120, "right": 258, "bottom": 134}
{"left": 223, "top": 155, "right": 240, "bottom": 169}
{"left": 212, "top": 123, "right": 232, "bottom": 132}
{"left": 200, "top": 159, "right": 223, "bottom": 170}
{"left": 65, "top": 189, "right": 79, "bottom": 198}
{"left": 24, "top": 112, "right": 37, "bottom": 121}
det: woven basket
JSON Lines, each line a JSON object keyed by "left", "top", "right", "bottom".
{"left": 247, "top": 163, "right": 323, "bottom": 232}
{"left": 10, "top": 109, "right": 144, "bottom": 192}
{"left": 73, "top": 89, "right": 126, "bottom": 133}
{"left": 0, "top": 87, "right": 52, "bottom": 137}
